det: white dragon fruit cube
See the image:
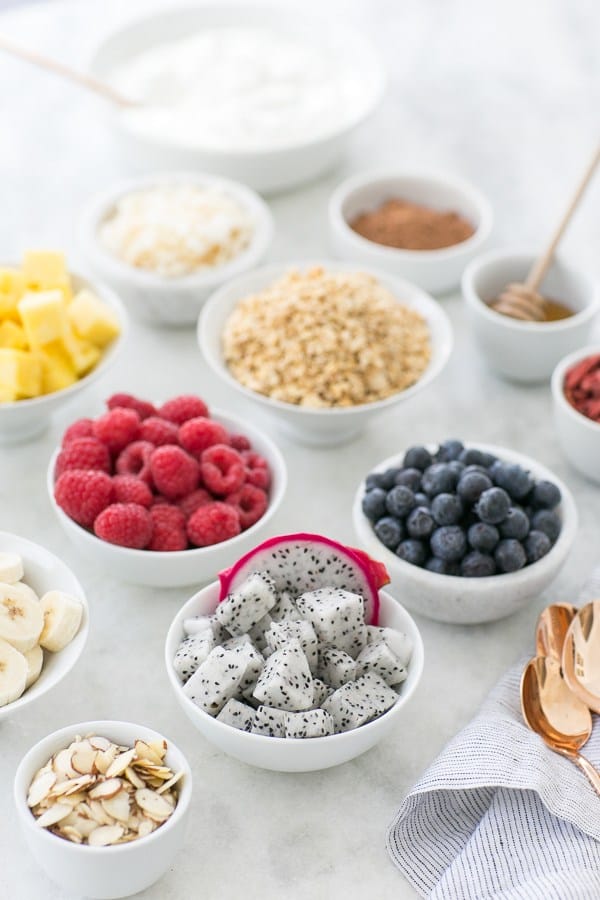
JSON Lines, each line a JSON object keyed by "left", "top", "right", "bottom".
{"left": 311, "top": 678, "right": 332, "bottom": 708}
{"left": 173, "top": 632, "right": 216, "bottom": 683}
{"left": 247, "top": 613, "right": 273, "bottom": 652}
{"left": 354, "top": 672, "right": 399, "bottom": 719}
{"left": 270, "top": 590, "right": 299, "bottom": 622}
{"left": 285, "top": 709, "right": 335, "bottom": 738}
{"left": 252, "top": 638, "right": 314, "bottom": 712}
{"left": 265, "top": 619, "right": 319, "bottom": 674}
{"left": 183, "top": 614, "right": 229, "bottom": 644}
{"left": 182, "top": 646, "right": 245, "bottom": 716}
{"left": 214, "top": 571, "right": 278, "bottom": 637}
{"left": 295, "top": 588, "right": 367, "bottom": 659}
{"left": 216, "top": 698, "right": 255, "bottom": 732}
{"left": 318, "top": 644, "right": 357, "bottom": 688}
{"left": 366, "top": 626, "right": 413, "bottom": 667}
{"left": 251, "top": 705, "right": 287, "bottom": 737}
{"left": 355, "top": 640, "right": 407, "bottom": 687}
{"left": 222, "top": 634, "right": 265, "bottom": 697}
{"left": 322, "top": 680, "right": 372, "bottom": 733}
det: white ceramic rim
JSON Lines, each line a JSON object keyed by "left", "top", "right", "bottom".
{"left": 197, "top": 259, "right": 454, "bottom": 418}
{"left": 79, "top": 171, "right": 274, "bottom": 291}
{"left": 462, "top": 248, "right": 600, "bottom": 332}
{"left": 46, "top": 406, "right": 288, "bottom": 561}
{"left": 14, "top": 720, "right": 192, "bottom": 855}
{"left": 329, "top": 168, "right": 494, "bottom": 260}
{"left": 352, "top": 441, "right": 578, "bottom": 588}
{"left": 89, "top": 5, "right": 387, "bottom": 157}
{"left": 0, "top": 266, "right": 127, "bottom": 410}
{"left": 551, "top": 344, "right": 600, "bottom": 434}
{"left": 164, "top": 583, "right": 425, "bottom": 744}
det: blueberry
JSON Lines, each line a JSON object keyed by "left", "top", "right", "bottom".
{"left": 462, "top": 464, "right": 489, "bottom": 476}
{"left": 362, "top": 488, "right": 387, "bottom": 522}
{"left": 447, "top": 460, "right": 466, "bottom": 478}
{"left": 436, "top": 439, "right": 464, "bottom": 462}
{"left": 379, "top": 468, "right": 402, "bottom": 490}
{"left": 374, "top": 516, "right": 404, "bottom": 550}
{"left": 530, "top": 480, "right": 561, "bottom": 510}
{"left": 494, "top": 539, "right": 527, "bottom": 573}
{"left": 467, "top": 522, "right": 500, "bottom": 553}
{"left": 457, "top": 471, "right": 493, "bottom": 504}
{"left": 414, "top": 492, "right": 430, "bottom": 508}
{"left": 430, "top": 525, "right": 467, "bottom": 562}
{"left": 461, "top": 551, "right": 497, "bottom": 577}
{"left": 476, "top": 487, "right": 511, "bottom": 524}
{"left": 403, "top": 446, "right": 433, "bottom": 471}
{"left": 490, "top": 462, "right": 533, "bottom": 500}
{"left": 406, "top": 506, "right": 436, "bottom": 539}
{"left": 386, "top": 485, "right": 417, "bottom": 518}
{"left": 425, "top": 557, "right": 460, "bottom": 575}
{"left": 499, "top": 507, "right": 530, "bottom": 540}
{"left": 530, "top": 509, "right": 561, "bottom": 543}
{"left": 431, "top": 492, "right": 464, "bottom": 526}
{"left": 394, "top": 467, "right": 422, "bottom": 491}
{"left": 395, "top": 539, "right": 427, "bottom": 567}
{"left": 525, "top": 530, "right": 552, "bottom": 563}
{"left": 365, "top": 473, "right": 381, "bottom": 491}
{"left": 459, "top": 448, "right": 497, "bottom": 467}
{"left": 421, "top": 463, "right": 458, "bottom": 496}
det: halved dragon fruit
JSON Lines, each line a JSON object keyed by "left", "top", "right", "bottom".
{"left": 218, "top": 533, "right": 389, "bottom": 625}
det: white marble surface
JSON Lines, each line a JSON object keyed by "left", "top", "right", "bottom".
{"left": 1, "top": 0, "right": 600, "bottom": 898}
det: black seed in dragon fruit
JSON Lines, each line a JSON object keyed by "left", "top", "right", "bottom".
{"left": 295, "top": 588, "right": 367, "bottom": 659}
{"left": 215, "top": 571, "right": 278, "bottom": 637}
{"left": 354, "top": 672, "right": 399, "bottom": 718}
{"left": 182, "top": 646, "right": 245, "bottom": 716}
{"left": 311, "top": 678, "right": 332, "bottom": 708}
{"left": 221, "top": 634, "right": 265, "bottom": 697}
{"left": 270, "top": 590, "right": 299, "bottom": 622}
{"left": 173, "top": 632, "right": 216, "bottom": 683}
{"left": 355, "top": 640, "right": 408, "bottom": 687}
{"left": 251, "top": 705, "right": 287, "bottom": 737}
{"left": 322, "top": 680, "right": 373, "bottom": 733}
{"left": 366, "top": 625, "right": 413, "bottom": 667}
{"left": 265, "top": 620, "right": 319, "bottom": 674}
{"left": 216, "top": 698, "right": 256, "bottom": 732}
{"left": 318, "top": 645, "right": 357, "bottom": 688}
{"left": 284, "top": 709, "right": 335, "bottom": 738}
{"left": 252, "top": 638, "right": 314, "bottom": 712}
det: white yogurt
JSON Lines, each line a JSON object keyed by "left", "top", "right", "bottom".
{"left": 110, "top": 26, "right": 374, "bottom": 152}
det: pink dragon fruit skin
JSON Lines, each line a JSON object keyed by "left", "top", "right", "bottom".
{"left": 217, "top": 533, "right": 388, "bottom": 625}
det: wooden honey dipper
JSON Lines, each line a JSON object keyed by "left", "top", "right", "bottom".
{"left": 493, "top": 143, "right": 600, "bottom": 322}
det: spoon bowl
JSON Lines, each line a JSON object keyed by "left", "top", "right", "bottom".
{"left": 535, "top": 602, "right": 577, "bottom": 661}
{"left": 562, "top": 600, "right": 600, "bottom": 714}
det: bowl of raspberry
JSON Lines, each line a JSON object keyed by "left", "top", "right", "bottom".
{"left": 352, "top": 441, "right": 577, "bottom": 624}
{"left": 46, "top": 393, "right": 287, "bottom": 587}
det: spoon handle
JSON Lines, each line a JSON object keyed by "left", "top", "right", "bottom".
{"left": 570, "top": 751, "right": 600, "bottom": 797}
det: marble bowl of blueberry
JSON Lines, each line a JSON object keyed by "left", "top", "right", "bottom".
{"left": 352, "top": 440, "right": 577, "bottom": 624}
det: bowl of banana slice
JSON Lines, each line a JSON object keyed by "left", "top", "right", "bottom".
{"left": 0, "top": 531, "right": 88, "bottom": 719}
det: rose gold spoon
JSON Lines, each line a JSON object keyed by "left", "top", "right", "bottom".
{"left": 535, "top": 602, "right": 577, "bottom": 661}
{"left": 562, "top": 599, "right": 600, "bottom": 714}
{"left": 521, "top": 656, "right": 600, "bottom": 795}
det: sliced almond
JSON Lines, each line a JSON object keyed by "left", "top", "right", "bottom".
{"left": 134, "top": 740, "right": 163, "bottom": 765}
{"left": 101, "top": 791, "right": 130, "bottom": 824}
{"left": 106, "top": 748, "right": 136, "bottom": 778}
{"left": 89, "top": 799, "right": 115, "bottom": 826}
{"left": 53, "top": 748, "right": 76, "bottom": 778}
{"left": 132, "top": 763, "right": 172, "bottom": 779}
{"left": 148, "top": 739, "right": 167, "bottom": 761}
{"left": 27, "top": 771, "right": 57, "bottom": 807}
{"left": 63, "top": 811, "right": 98, "bottom": 839}
{"left": 52, "top": 774, "right": 96, "bottom": 797}
{"left": 59, "top": 825, "right": 83, "bottom": 844}
{"left": 88, "top": 778, "right": 123, "bottom": 801}
{"left": 137, "top": 818, "right": 157, "bottom": 838}
{"left": 124, "top": 766, "right": 145, "bottom": 789}
{"left": 36, "top": 803, "right": 73, "bottom": 828}
{"left": 95, "top": 746, "right": 118, "bottom": 775}
{"left": 156, "top": 771, "right": 184, "bottom": 795}
{"left": 72, "top": 748, "right": 98, "bottom": 775}
{"left": 135, "top": 788, "right": 174, "bottom": 822}
{"left": 87, "top": 824, "right": 124, "bottom": 847}
{"left": 89, "top": 736, "right": 112, "bottom": 752}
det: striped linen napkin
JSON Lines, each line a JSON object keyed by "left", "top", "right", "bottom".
{"left": 387, "top": 571, "right": 600, "bottom": 900}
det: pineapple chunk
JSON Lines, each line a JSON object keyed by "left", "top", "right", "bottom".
{"left": 18, "top": 290, "right": 69, "bottom": 349}
{"left": 62, "top": 328, "right": 101, "bottom": 376}
{"left": 0, "top": 349, "right": 42, "bottom": 399}
{"left": 38, "top": 342, "right": 78, "bottom": 394}
{"left": 0, "top": 320, "right": 28, "bottom": 350}
{"left": 0, "top": 268, "right": 24, "bottom": 322}
{"left": 68, "top": 290, "right": 120, "bottom": 348}
{"left": 22, "top": 250, "right": 72, "bottom": 298}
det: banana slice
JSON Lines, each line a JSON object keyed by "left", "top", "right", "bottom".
{"left": 0, "top": 581, "right": 43, "bottom": 652}
{"left": 39, "top": 591, "right": 83, "bottom": 652}
{"left": 23, "top": 644, "right": 44, "bottom": 689}
{"left": 0, "top": 637, "right": 27, "bottom": 706}
{"left": 0, "top": 552, "right": 24, "bottom": 584}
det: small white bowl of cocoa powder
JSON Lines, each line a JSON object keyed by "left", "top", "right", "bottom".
{"left": 329, "top": 170, "right": 493, "bottom": 294}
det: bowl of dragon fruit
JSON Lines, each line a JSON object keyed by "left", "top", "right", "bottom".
{"left": 352, "top": 440, "right": 577, "bottom": 624}
{"left": 46, "top": 393, "right": 287, "bottom": 587}
{"left": 165, "top": 533, "right": 424, "bottom": 772}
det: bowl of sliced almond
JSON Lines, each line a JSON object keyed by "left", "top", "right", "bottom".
{"left": 14, "top": 721, "right": 192, "bottom": 899}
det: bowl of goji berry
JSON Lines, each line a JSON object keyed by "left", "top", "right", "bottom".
{"left": 552, "top": 346, "right": 600, "bottom": 484}
{"left": 46, "top": 393, "right": 287, "bottom": 586}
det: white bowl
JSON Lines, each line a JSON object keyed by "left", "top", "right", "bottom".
{"left": 0, "top": 269, "right": 127, "bottom": 444}
{"left": 329, "top": 170, "right": 493, "bottom": 294}
{"left": 14, "top": 720, "right": 192, "bottom": 899}
{"left": 46, "top": 408, "right": 287, "bottom": 588}
{"left": 198, "top": 260, "right": 453, "bottom": 447}
{"left": 165, "top": 583, "right": 423, "bottom": 772}
{"left": 552, "top": 344, "right": 600, "bottom": 483}
{"left": 352, "top": 443, "right": 577, "bottom": 625}
{"left": 0, "top": 531, "right": 88, "bottom": 721}
{"left": 462, "top": 250, "right": 599, "bottom": 383}
{"left": 88, "top": 6, "right": 385, "bottom": 194}
{"left": 80, "top": 172, "right": 274, "bottom": 326}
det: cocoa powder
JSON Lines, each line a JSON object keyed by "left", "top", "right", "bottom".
{"left": 350, "top": 198, "right": 475, "bottom": 251}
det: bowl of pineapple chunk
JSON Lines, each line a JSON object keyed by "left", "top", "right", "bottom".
{"left": 0, "top": 250, "right": 126, "bottom": 443}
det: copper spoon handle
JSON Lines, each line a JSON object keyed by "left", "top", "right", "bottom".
{"left": 557, "top": 746, "right": 600, "bottom": 797}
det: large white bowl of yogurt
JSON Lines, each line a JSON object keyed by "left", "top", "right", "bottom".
{"left": 89, "top": 5, "right": 386, "bottom": 193}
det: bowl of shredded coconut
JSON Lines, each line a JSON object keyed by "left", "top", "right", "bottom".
{"left": 80, "top": 172, "right": 273, "bottom": 325}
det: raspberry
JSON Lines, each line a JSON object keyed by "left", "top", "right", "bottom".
{"left": 200, "top": 444, "right": 245, "bottom": 495}
{"left": 226, "top": 484, "right": 268, "bottom": 529}
{"left": 94, "top": 503, "right": 153, "bottom": 549}
{"left": 115, "top": 441, "right": 154, "bottom": 484}
{"left": 54, "top": 469, "right": 114, "bottom": 528}
{"left": 93, "top": 408, "right": 141, "bottom": 455}
{"left": 62, "top": 418, "right": 94, "bottom": 446}
{"left": 140, "top": 416, "right": 179, "bottom": 446}
{"left": 187, "top": 502, "right": 241, "bottom": 547}
{"left": 242, "top": 451, "right": 271, "bottom": 489}
{"left": 148, "top": 504, "right": 188, "bottom": 552}
{"left": 152, "top": 494, "right": 171, "bottom": 507}
{"left": 112, "top": 475, "right": 153, "bottom": 508}
{"left": 107, "top": 393, "right": 157, "bottom": 420}
{"left": 178, "top": 417, "right": 229, "bottom": 458}
{"left": 55, "top": 438, "right": 111, "bottom": 478}
{"left": 158, "top": 395, "right": 209, "bottom": 425}
{"left": 178, "top": 488, "right": 212, "bottom": 520}
{"left": 229, "top": 434, "right": 251, "bottom": 452}
{"left": 150, "top": 445, "right": 199, "bottom": 500}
